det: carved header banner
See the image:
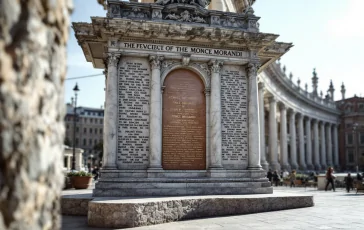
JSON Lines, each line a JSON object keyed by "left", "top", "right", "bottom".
{"left": 114, "top": 42, "right": 248, "bottom": 58}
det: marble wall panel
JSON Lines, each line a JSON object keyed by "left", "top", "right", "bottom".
{"left": 221, "top": 65, "right": 248, "bottom": 169}
{"left": 117, "top": 57, "right": 150, "bottom": 169}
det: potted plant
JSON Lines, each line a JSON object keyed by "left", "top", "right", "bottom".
{"left": 67, "top": 171, "right": 93, "bottom": 189}
{"left": 295, "top": 173, "right": 309, "bottom": 186}
{"left": 283, "top": 176, "right": 290, "bottom": 186}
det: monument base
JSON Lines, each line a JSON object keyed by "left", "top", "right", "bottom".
{"left": 94, "top": 169, "right": 272, "bottom": 197}
{"left": 87, "top": 194, "right": 314, "bottom": 228}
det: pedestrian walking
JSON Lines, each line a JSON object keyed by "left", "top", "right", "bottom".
{"left": 273, "top": 170, "right": 280, "bottom": 187}
{"left": 325, "top": 167, "right": 336, "bottom": 192}
{"left": 290, "top": 170, "right": 296, "bottom": 188}
{"left": 344, "top": 173, "right": 354, "bottom": 192}
{"left": 267, "top": 169, "right": 273, "bottom": 184}
{"left": 92, "top": 166, "right": 100, "bottom": 181}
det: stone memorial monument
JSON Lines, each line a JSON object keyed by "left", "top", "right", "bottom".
{"left": 73, "top": 0, "right": 292, "bottom": 196}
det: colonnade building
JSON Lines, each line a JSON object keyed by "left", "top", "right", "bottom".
{"left": 258, "top": 62, "right": 343, "bottom": 172}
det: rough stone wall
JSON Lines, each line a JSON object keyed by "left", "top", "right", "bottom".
{"left": 61, "top": 197, "right": 92, "bottom": 216}
{"left": 0, "top": 0, "right": 72, "bottom": 229}
{"left": 88, "top": 195, "right": 314, "bottom": 228}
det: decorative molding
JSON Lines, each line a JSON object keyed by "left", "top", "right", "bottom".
{"left": 258, "top": 81, "right": 265, "bottom": 89}
{"left": 182, "top": 55, "right": 190, "bottom": 66}
{"left": 208, "top": 60, "right": 223, "bottom": 73}
{"left": 190, "top": 62, "right": 210, "bottom": 87}
{"left": 246, "top": 62, "right": 260, "bottom": 78}
{"left": 165, "top": 10, "right": 206, "bottom": 23}
{"left": 155, "top": 0, "right": 208, "bottom": 8}
{"left": 108, "top": 53, "right": 121, "bottom": 67}
{"left": 190, "top": 62, "right": 210, "bottom": 76}
{"left": 204, "top": 87, "right": 211, "bottom": 96}
{"left": 149, "top": 55, "right": 164, "bottom": 70}
{"left": 161, "top": 60, "right": 180, "bottom": 73}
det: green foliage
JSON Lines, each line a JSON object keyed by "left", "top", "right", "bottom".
{"left": 67, "top": 171, "right": 93, "bottom": 177}
{"left": 64, "top": 137, "right": 71, "bottom": 146}
{"left": 93, "top": 141, "right": 103, "bottom": 159}
{"left": 295, "top": 173, "right": 309, "bottom": 180}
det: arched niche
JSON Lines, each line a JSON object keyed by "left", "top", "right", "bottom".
{"left": 162, "top": 69, "right": 206, "bottom": 170}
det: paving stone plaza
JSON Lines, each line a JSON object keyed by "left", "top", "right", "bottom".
{"left": 62, "top": 186, "right": 364, "bottom": 230}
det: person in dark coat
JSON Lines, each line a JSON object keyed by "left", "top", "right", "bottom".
{"left": 273, "top": 170, "right": 280, "bottom": 187}
{"left": 344, "top": 173, "right": 354, "bottom": 192}
{"left": 267, "top": 169, "right": 273, "bottom": 184}
{"left": 92, "top": 166, "right": 100, "bottom": 181}
{"left": 357, "top": 173, "right": 363, "bottom": 181}
{"left": 325, "top": 167, "right": 336, "bottom": 192}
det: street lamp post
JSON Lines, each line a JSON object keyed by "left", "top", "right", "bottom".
{"left": 72, "top": 83, "right": 80, "bottom": 171}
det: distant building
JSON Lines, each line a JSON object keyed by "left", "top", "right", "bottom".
{"left": 64, "top": 103, "right": 104, "bottom": 169}
{"left": 337, "top": 94, "right": 364, "bottom": 172}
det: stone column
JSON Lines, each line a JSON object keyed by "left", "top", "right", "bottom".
{"left": 75, "top": 149, "right": 83, "bottom": 171}
{"left": 279, "top": 103, "right": 289, "bottom": 170}
{"left": 258, "top": 82, "right": 269, "bottom": 170}
{"left": 268, "top": 96, "right": 280, "bottom": 170}
{"left": 333, "top": 124, "right": 339, "bottom": 168}
{"left": 320, "top": 122, "right": 327, "bottom": 170}
{"left": 298, "top": 114, "right": 306, "bottom": 170}
{"left": 289, "top": 110, "right": 298, "bottom": 170}
{"left": 208, "top": 60, "right": 223, "bottom": 168}
{"left": 205, "top": 88, "right": 211, "bottom": 168}
{"left": 305, "top": 117, "right": 313, "bottom": 169}
{"left": 247, "top": 63, "right": 262, "bottom": 170}
{"left": 148, "top": 55, "right": 164, "bottom": 169}
{"left": 103, "top": 53, "right": 120, "bottom": 169}
{"left": 313, "top": 119, "right": 321, "bottom": 170}
{"left": 67, "top": 156, "right": 71, "bottom": 170}
{"left": 326, "top": 124, "right": 333, "bottom": 167}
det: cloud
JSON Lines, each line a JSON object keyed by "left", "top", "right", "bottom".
{"left": 327, "top": 0, "right": 364, "bottom": 38}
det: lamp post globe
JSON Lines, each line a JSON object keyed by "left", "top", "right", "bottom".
{"left": 72, "top": 83, "right": 80, "bottom": 171}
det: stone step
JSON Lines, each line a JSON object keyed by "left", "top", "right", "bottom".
{"left": 87, "top": 194, "right": 314, "bottom": 228}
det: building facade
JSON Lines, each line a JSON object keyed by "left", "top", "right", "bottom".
{"left": 64, "top": 104, "right": 104, "bottom": 169}
{"left": 259, "top": 63, "right": 341, "bottom": 172}
{"left": 337, "top": 95, "right": 364, "bottom": 172}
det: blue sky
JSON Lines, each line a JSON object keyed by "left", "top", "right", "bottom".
{"left": 65, "top": 0, "right": 364, "bottom": 108}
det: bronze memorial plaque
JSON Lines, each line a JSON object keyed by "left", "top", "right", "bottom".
{"left": 162, "top": 69, "right": 206, "bottom": 170}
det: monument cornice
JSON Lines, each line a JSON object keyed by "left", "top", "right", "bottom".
{"left": 72, "top": 2, "right": 291, "bottom": 70}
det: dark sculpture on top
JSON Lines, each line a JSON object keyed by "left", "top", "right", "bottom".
{"left": 155, "top": 0, "right": 209, "bottom": 8}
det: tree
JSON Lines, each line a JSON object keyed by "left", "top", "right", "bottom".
{"left": 64, "top": 137, "right": 71, "bottom": 146}
{"left": 0, "top": 1, "right": 72, "bottom": 229}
